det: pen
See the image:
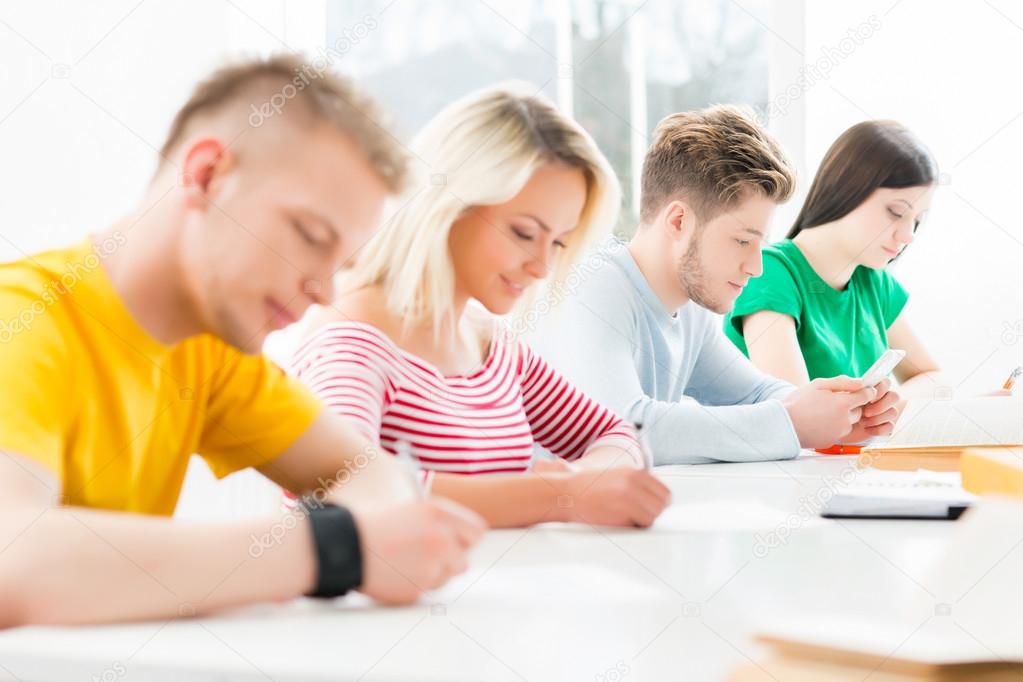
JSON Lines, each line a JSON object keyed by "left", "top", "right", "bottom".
{"left": 1002, "top": 366, "right": 1021, "bottom": 392}
{"left": 395, "top": 439, "right": 423, "bottom": 498}
{"left": 815, "top": 444, "right": 862, "bottom": 455}
{"left": 633, "top": 421, "right": 654, "bottom": 471}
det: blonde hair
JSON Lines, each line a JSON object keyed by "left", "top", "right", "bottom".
{"left": 640, "top": 105, "right": 794, "bottom": 224}
{"left": 160, "top": 53, "right": 407, "bottom": 191}
{"left": 341, "top": 82, "right": 621, "bottom": 336}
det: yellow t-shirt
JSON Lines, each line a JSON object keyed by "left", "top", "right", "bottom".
{"left": 0, "top": 238, "right": 323, "bottom": 516}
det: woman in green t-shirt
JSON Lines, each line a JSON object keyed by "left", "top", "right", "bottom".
{"left": 724, "top": 121, "right": 943, "bottom": 394}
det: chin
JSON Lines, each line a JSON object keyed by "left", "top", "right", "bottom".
{"left": 869, "top": 257, "right": 893, "bottom": 270}
{"left": 693, "top": 291, "right": 731, "bottom": 315}
{"left": 483, "top": 299, "right": 516, "bottom": 316}
{"left": 709, "top": 301, "right": 732, "bottom": 315}
{"left": 215, "top": 316, "right": 267, "bottom": 355}
{"left": 229, "top": 332, "right": 266, "bottom": 355}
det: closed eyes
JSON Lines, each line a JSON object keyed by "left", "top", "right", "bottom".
{"left": 512, "top": 226, "right": 566, "bottom": 249}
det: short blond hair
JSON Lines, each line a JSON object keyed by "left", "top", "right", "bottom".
{"left": 640, "top": 105, "right": 794, "bottom": 224}
{"left": 342, "top": 82, "right": 621, "bottom": 336}
{"left": 159, "top": 53, "right": 407, "bottom": 191}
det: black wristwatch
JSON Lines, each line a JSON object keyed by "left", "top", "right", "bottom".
{"left": 300, "top": 500, "right": 364, "bottom": 598}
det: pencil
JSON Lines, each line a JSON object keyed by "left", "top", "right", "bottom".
{"left": 395, "top": 440, "right": 423, "bottom": 498}
{"left": 633, "top": 421, "right": 654, "bottom": 470}
{"left": 1002, "top": 366, "right": 1022, "bottom": 392}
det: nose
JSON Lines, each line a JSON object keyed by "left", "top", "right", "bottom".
{"left": 523, "top": 247, "right": 552, "bottom": 281}
{"left": 744, "top": 248, "right": 763, "bottom": 278}
{"left": 895, "top": 220, "right": 915, "bottom": 246}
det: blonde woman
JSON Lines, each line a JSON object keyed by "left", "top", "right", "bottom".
{"left": 289, "top": 84, "right": 672, "bottom": 528}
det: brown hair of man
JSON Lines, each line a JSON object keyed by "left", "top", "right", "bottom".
{"left": 639, "top": 105, "right": 795, "bottom": 225}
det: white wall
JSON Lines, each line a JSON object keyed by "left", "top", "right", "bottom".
{"left": 769, "top": 0, "right": 1023, "bottom": 394}
{"left": 2, "top": 2, "right": 223, "bottom": 257}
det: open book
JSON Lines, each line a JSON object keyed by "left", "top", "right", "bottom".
{"left": 730, "top": 624, "right": 1023, "bottom": 680}
{"left": 860, "top": 397, "right": 1023, "bottom": 471}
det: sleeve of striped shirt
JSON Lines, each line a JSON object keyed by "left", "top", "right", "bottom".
{"left": 517, "top": 339, "right": 643, "bottom": 466}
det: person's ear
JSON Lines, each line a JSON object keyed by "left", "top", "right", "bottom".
{"left": 660, "top": 200, "right": 690, "bottom": 240}
{"left": 179, "top": 137, "right": 235, "bottom": 209}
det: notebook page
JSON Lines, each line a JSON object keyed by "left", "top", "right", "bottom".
{"left": 832, "top": 469, "right": 974, "bottom": 504}
{"left": 885, "top": 397, "right": 1023, "bottom": 447}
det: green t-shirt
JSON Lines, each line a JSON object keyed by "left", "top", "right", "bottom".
{"left": 723, "top": 239, "right": 909, "bottom": 380}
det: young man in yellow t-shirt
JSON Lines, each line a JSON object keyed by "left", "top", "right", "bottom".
{"left": 0, "top": 55, "right": 484, "bottom": 627}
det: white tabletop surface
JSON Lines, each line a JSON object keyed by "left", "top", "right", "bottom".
{"left": 0, "top": 454, "right": 971, "bottom": 681}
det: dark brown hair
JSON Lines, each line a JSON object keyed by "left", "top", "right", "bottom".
{"left": 640, "top": 105, "right": 795, "bottom": 224}
{"left": 788, "top": 121, "right": 936, "bottom": 239}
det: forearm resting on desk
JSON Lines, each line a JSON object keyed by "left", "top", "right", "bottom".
{"left": 430, "top": 471, "right": 567, "bottom": 528}
{"left": 0, "top": 504, "right": 316, "bottom": 627}
{"left": 0, "top": 449, "right": 316, "bottom": 627}
{"left": 431, "top": 463, "right": 670, "bottom": 529}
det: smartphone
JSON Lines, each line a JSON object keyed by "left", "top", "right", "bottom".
{"left": 860, "top": 348, "right": 906, "bottom": 388}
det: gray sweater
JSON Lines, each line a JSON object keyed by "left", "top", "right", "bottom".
{"left": 528, "top": 239, "right": 800, "bottom": 464}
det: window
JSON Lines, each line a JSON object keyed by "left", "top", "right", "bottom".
{"left": 326, "top": 0, "right": 770, "bottom": 231}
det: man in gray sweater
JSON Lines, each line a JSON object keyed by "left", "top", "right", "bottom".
{"left": 530, "top": 106, "right": 900, "bottom": 464}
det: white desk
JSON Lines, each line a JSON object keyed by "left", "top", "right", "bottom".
{"left": 0, "top": 455, "right": 964, "bottom": 681}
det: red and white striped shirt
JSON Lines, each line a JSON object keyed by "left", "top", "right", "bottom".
{"left": 289, "top": 321, "right": 641, "bottom": 479}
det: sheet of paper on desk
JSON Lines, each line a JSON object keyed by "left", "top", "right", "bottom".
{"left": 435, "top": 563, "right": 664, "bottom": 607}
{"left": 652, "top": 498, "right": 829, "bottom": 532}
{"left": 841, "top": 468, "right": 965, "bottom": 490}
